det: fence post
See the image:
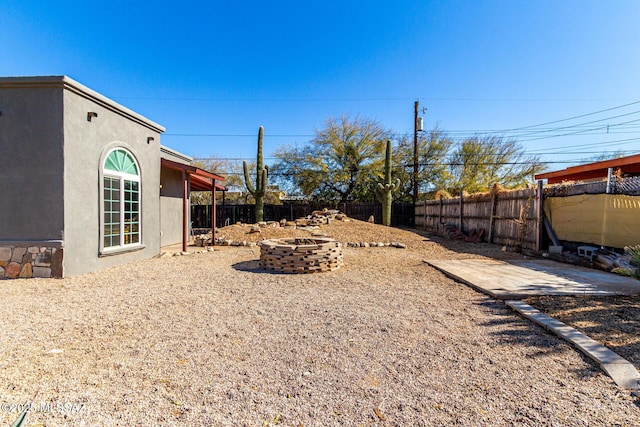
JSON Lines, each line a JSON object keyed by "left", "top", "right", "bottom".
{"left": 423, "top": 197, "right": 427, "bottom": 231}
{"left": 488, "top": 191, "right": 497, "bottom": 244}
{"left": 459, "top": 192, "right": 464, "bottom": 231}
{"left": 536, "top": 180, "right": 543, "bottom": 252}
{"left": 606, "top": 167, "right": 614, "bottom": 194}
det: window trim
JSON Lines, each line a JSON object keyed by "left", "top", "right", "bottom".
{"left": 100, "top": 147, "right": 143, "bottom": 255}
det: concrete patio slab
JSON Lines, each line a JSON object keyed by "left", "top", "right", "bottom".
{"left": 424, "top": 258, "right": 640, "bottom": 299}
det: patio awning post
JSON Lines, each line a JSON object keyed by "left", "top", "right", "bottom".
{"left": 182, "top": 169, "right": 189, "bottom": 253}
{"left": 212, "top": 180, "right": 217, "bottom": 243}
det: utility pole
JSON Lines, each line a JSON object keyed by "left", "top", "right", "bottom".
{"left": 413, "top": 100, "right": 419, "bottom": 206}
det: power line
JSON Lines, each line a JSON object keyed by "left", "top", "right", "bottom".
{"left": 114, "top": 96, "right": 417, "bottom": 102}
{"left": 163, "top": 133, "right": 283, "bottom": 138}
{"left": 497, "top": 100, "right": 640, "bottom": 132}
{"left": 165, "top": 116, "right": 640, "bottom": 141}
{"left": 526, "top": 136, "right": 640, "bottom": 152}
{"left": 194, "top": 144, "right": 640, "bottom": 163}
{"left": 445, "top": 124, "right": 640, "bottom": 136}
{"left": 203, "top": 151, "right": 633, "bottom": 173}
{"left": 206, "top": 157, "right": 597, "bottom": 177}
{"left": 114, "top": 94, "right": 637, "bottom": 103}
{"left": 167, "top": 101, "right": 640, "bottom": 166}
{"left": 507, "top": 111, "right": 640, "bottom": 141}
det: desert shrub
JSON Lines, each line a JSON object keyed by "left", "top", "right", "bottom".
{"left": 624, "top": 245, "right": 640, "bottom": 267}
{"left": 623, "top": 245, "right": 640, "bottom": 279}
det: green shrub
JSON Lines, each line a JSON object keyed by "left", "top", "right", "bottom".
{"left": 623, "top": 245, "right": 640, "bottom": 279}
{"left": 624, "top": 245, "right": 640, "bottom": 266}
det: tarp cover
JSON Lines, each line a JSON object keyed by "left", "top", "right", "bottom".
{"left": 545, "top": 194, "right": 640, "bottom": 248}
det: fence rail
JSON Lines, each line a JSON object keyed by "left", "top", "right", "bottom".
{"left": 192, "top": 202, "right": 415, "bottom": 229}
{"left": 415, "top": 188, "right": 540, "bottom": 250}
{"left": 544, "top": 176, "right": 640, "bottom": 196}
{"left": 414, "top": 176, "right": 640, "bottom": 250}
{"left": 194, "top": 177, "right": 640, "bottom": 249}
{"left": 613, "top": 175, "right": 640, "bottom": 195}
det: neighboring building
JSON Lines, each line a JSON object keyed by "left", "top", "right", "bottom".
{"left": 0, "top": 76, "right": 224, "bottom": 278}
{"left": 535, "top": 154, "right": 640, "bottom": 184}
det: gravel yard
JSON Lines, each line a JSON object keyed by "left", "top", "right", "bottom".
{"left": 1, "top": 220, "right": 638, "bottom": 426}
{"left": 524, "top": 295, "right": 640, "bottom": 373}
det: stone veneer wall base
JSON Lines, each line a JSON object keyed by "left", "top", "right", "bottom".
{"left": 0, "top": 246, "right": 63, "bottom": 279}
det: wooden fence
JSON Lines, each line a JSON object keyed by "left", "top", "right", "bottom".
{"left": 192, "top": 202, "right": 415, "bottom": 229}
{"left": 415, "top": 186, "right": 541, "bottom": 250}
{"left": 414, "top": 176, "right": 640, "bottom": 250}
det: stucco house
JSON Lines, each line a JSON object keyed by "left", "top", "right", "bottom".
{"left": 0, "top": 76, "right": 224, "bottom": 278}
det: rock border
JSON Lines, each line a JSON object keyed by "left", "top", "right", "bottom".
{"left": 215, "top": 239, "right": 406, "bottom": 249}
{"left": 507, "top": 300, "right": 640, "bottom": 393}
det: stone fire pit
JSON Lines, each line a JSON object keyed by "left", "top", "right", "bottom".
{"left": 258, "top": 237, "right": 343, "bottom": 273}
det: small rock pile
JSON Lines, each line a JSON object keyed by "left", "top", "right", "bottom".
{"left": 204, "top": 208, "right": 351, "bottom": 246}
{"left": 156, "top": 247, "right": 216, "bottom": 258}
{"left": 193, "top": 208, "right": 407, "bottom": 249}
{"left": 294, "top": 208, "right": 349, "bottom": 226}
{"left": 444, "top": 224, "right": 486, "bottom": 243}
{"left": 592, "top": 250, "right": 639, "bottom": 276}
{"left": 344, "top": 242, "right": 406, "bottom": 249}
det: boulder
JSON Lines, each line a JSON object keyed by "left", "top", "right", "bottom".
{"left": 0, "top": 247, "right": 11, "bottom": 262}
{"left": 11, "top": 247, "right": 26, "bottom": 263}
{"left": 32, "top": 267, "right": 51, "bottom": 278}
{"left": 5, "top": 262, "right": 21, "bottom": 278}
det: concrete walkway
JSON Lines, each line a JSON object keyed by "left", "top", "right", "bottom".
{"left": 424, "top": 258, "right": 640, "bottom": 392}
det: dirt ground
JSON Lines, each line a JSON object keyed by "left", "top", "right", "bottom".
{"left": 524, "top": 295, "right": 640, "bottom": 371}
{"left": 219, "top": 218, "right": 640, "bottom": 372}
{"left": 1, "top": 217, "right": 638, "bottom": 426}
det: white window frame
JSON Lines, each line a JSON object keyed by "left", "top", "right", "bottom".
{"left": 101, "top": 148, "right": 142, "bottom": 254}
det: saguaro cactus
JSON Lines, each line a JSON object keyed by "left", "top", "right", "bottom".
{"left": 375, "top": 140, "right": 400, "bottom": 226}
{"left": 243, "top": 126, "right": 268, "bottom": 223}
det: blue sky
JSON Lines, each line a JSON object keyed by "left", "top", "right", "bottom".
{"left": 2, "top": 0, "right": 640, "bottom": 174}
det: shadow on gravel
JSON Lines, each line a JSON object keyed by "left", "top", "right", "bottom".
{"left": 232, "top": 260, "right": 295, "bottom": 275}
{"left": 523, "top": 295, "right": 640, "bottom": 371}
{"left": 420, "top": 231, "right": 525, "bottom": 260}
{"left": 232, "top": 260, "right": 344, "bottom": 275}
{"left": 476, "top": 300, "right": 564, "bottom": 352}
{"left": 232, "top": 260, "right": 264, "bottom": 272}
{"left": 475, "top": 299, "right": 605, "bottom": 381}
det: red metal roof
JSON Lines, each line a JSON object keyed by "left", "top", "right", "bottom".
{"left": 160, "top": 158, "right": 226, "bottom": 191}
{"left": 190, "top": 173, "right": 226, "bottom": 191}
{"left": 535, "top": 154, "right": 640, "bottom": 184}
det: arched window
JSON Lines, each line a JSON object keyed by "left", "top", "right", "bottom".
{"left": 103, "top": 148, "right": 141, "bottom": 250}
